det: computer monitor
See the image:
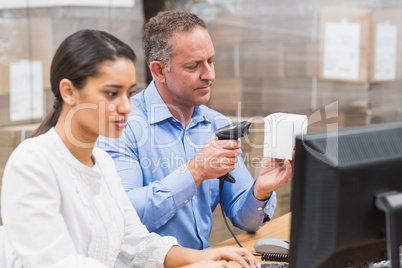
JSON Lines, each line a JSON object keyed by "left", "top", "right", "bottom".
{"left": 289, "top": 122, "right": 402, "bottom": 268}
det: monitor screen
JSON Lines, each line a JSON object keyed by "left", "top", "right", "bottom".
{"left": 289, "top": 122, "right": 402, "bottom": 268}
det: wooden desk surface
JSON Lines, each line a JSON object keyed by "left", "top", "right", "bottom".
{"left": 213, "top": 212, "right": 291, "bottom": 265}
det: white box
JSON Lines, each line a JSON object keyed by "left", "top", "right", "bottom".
{"left": 263, "top": 113, "right": 308, "bottom": 160}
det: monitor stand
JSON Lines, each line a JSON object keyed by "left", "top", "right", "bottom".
{"left": 376, "top": 191, "right": 402, "bottom": 268}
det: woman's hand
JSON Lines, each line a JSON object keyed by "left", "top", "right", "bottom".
{"left": 164, "top": 245, "right": 260, "bottom": 268}
{"left": 200, "top": 246, "right": 260, "bottom": 268}
{"left": 181, "top": 260, "right": 235, "bottom": 268}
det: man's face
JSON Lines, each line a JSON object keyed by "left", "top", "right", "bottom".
{"left": 163, "top": 27, "right": 215, "bottom": 111}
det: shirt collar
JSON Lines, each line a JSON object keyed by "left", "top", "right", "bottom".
{"left": 192, "top": 106, "right": 211, "bottom": 126}
{"left": 144, "top": 80, "right": 211, "bottom": 126}
{"left": 144, "top": 81, "right": 174, "bottom": 124}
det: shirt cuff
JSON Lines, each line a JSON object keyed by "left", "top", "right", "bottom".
{"left": 263, "top": 191, "right": 277, "bottom": 221}
{"left": 158, "top": 236, "right": 181, "bottom": 265}
{"left": 162, "top": 164, "right": 197, "bottom": 210}
{"left": 243, "top": 186, "right": 277, "bottom": 223}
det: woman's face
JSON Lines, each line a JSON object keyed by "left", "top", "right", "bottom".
{"left": 70, "top": 58, "right": 136, "bottom": 142}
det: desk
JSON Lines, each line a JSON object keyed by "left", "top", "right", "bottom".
{"left": 213, "top": 212, "right": 291, "bottom": 265}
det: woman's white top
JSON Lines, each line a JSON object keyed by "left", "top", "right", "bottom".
{"left": 1, "top": 128, "right": 178, "bottom": 267}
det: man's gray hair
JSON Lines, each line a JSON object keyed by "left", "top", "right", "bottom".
{"left": 144, "top": 10, "right": 207, "bottom": 72}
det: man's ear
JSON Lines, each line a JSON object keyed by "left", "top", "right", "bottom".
{"left": 59, "top": 78, "right": 77, "bottom": 106}
{"left": 149, "top": 61, "right": 167, "bottom": 83}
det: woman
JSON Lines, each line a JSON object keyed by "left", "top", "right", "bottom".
{"left": 1, "top": 29, "right": 259, "bottom": 268}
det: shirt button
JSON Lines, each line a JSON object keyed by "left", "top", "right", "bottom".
{"left": 184, "top": 199, "right": 188, "bottom": 204}
{"left": 265, "top": 205, "right": 269, "bottom": 209}
{"left": 192, "top": 196, "right": 195, "bottom": 200}
{"left": 258, "top": 207, "right": 263, "bottom": 211}
{"left": 172, "top": 119, "right": 177, "bottom": 122}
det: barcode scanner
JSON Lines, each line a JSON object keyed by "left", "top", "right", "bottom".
{"left": 215, "top": 121, "right": 252, "bottom": 248}
{"left": 215, "top": 121, "right": 252, "bottom": 183}
{"left": 215, "top": 121, "right": 291, "bottom": 264}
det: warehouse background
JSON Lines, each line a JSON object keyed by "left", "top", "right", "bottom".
{"left": 1, "top": 0, "right": 402, "bottom": 245}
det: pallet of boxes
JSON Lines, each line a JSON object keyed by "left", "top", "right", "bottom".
{"left": 317, "top": 8, "right": 402, "bottom": 127}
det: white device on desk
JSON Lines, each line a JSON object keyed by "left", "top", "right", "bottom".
{"left": 253, "top": 237, "right": 290, "bottom": 263}
{"left": 254, "top": 237, "right": 290, "bottom": 254}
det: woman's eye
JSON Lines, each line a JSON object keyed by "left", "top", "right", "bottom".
{"left": 106, "top": 91, "right": 118, "bottom": 97}
{"left": 128, "top": 90, "right": 136, "bottom": 98}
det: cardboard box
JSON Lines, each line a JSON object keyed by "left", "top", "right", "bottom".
{"left": 0, "top": 89, "right": 53, "bottom": 127}
{"left": 369, "top": 9, "right": 402, "bottom": 82}
{"left": 261, "top": 78, "right": 313, "bottom": 114}
{"left": 273, "top": 182, "right": 291, "bottom": 219}
{"left": 315, "top": 81, "right": 371, "bottom": 109}
{"left": 0, "top": 6, "right": 146, "bottom": 126}
{"left": 371, "top": 108, "right": 400, "bottom": 124}
{"left": 318, "top": 8, "right": 372, "bottom": 83}
{"left": 369, "top": 81, "right": 400, "bottom": 109}
{"left": 284, "top": 43, "right": 319, "bottom": 78}
{"left": 344, "top": 105, "right": 372, "bottom": 126}
{"left": 239, "top": 42, "right": 285, "bottom": 79}
{"left": 369, "top": 81, "right": 400, "bottom": 124}
{"left": 0, "top": 123, "right": 39, "bottom": 225}
{"left": 0, "top": 17, "right": 53, "bottom": 91}
{"left": 316, "top": 80, "right": 400, "bottom": 122}
{"left": 235, "top": 116, "right": 265, "bottom": 179}
{"left": 0, "top": 64, "right": 9, "bottom": 95}
{"left": 240, "top": 10, "right": 317, "bottom": 45}
{"left": 214, "top": 43, "right": 285, "bottom": 79}
{"left": 309, "top": 0, "right": 363, "bottom": 7}
{"left": 240, "top": 79, "right": 264, "bottom": 117}
{"left": 307, "top": 111, "right": 347, "bottom": 133}
{"left": 208, "top": 78, "right": 265, "bottom": 116}
{"left": 208, "top": 78, "right": 243, "bottom": 114}
{"left": 208, "top": 14, "right": 244, "bottom": 46}
{"left": 214, "top": 45, "right": 236, "bottom": 78}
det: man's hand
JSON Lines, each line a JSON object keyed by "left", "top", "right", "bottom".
{"left": 253, "top": 150, "right": 295, "bottom": 201}
{"left": 186, "top": 138, "right": 241, "bottom": 187}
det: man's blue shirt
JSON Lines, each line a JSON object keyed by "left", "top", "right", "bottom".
{"left": 97, "top": 81, "right": 276, "bottom": 249}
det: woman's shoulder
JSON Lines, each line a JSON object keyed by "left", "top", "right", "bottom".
{"left": 3, "top": 131, "right": 59, "bottom": 186}
{"left": 11, "top": 132, "right": 50, "bottom": 156}
{"left": 7, "top": 129, "right": 60, "bottom": 165}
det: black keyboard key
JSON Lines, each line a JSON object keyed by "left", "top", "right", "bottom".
{"left": 261, "top": 263, "right": 289, "bottom": 268}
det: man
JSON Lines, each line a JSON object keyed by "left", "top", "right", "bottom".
{"left": 97, "top": 10, "right": 293, "bottom": 250}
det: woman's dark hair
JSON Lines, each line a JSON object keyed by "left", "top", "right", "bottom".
{"left": 30, "top": 29, "right": 136, "bottom": 137}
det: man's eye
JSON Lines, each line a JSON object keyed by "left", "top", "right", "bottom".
{"left": 187, "top": 64, "right": 198, "bottom": 70}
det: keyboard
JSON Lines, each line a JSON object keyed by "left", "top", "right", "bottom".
{"left": 260, "top": 260, "right": 394, "bottom": 268}
{"left": 261, "top": 263, "right": 289, "bottom": 268}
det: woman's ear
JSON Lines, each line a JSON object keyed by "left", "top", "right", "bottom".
{"left": 149, "top": 61, "right": 167, "bottom": 84}
{"left": 59, "top": 78, "right": 77, "bottom": 106}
